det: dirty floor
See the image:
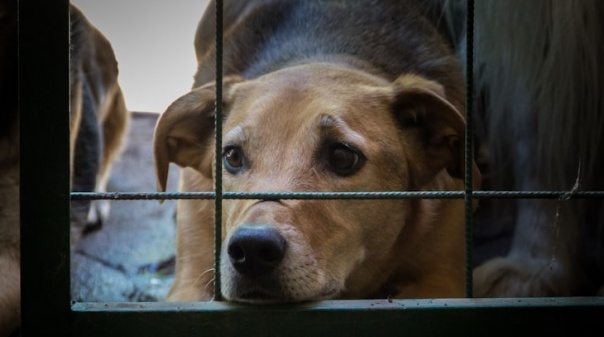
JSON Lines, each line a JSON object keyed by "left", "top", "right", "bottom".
{"left": 71, "top": 112, "right": 179, "bottom": 302}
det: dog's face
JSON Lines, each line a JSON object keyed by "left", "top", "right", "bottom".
{"left": 154, "top": 63, "right": 466, "bottom": 303}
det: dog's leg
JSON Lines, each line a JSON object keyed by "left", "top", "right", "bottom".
{"left": 71, "top": 77, "right": 103, "bottom": 245}
{"left": 474, "top": 199, "right": 585, "bottom": 297}
{"left": 0, "top": 165, "right": 20, "bottom": 337}
{"left": 87, "top": 87, "right": 129, "bottom": 226}
{"left": 165, "top": 170, "right": 215, "bottom": 302}
{"left": 0, "top": 253, "right": 20, "bottom": 337}
{"left": 472, "top": 0, "right": 604, "bottom": 297}
{"left": 0, "top": 175, "right": 19, "bottom": 337}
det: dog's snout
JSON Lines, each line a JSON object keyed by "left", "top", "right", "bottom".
{"left": 227, "top": 225, "right": 286, "bottom": 277}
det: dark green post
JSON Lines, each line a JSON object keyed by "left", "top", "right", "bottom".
{"left": 19, "top": 0, "right": 72, "bottom": 335}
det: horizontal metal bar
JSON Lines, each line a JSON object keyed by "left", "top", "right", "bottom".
{"left": 71, "top": 298, "right": 603, "bottom": 337}
{"left": 73, "top": 297, "right": 604, "bottom": 311}
{"left": 71, "top": 190, "right": 604, "bottom": 201}
{"left": 472, "top": 190, "right": 604, "bottom": 199}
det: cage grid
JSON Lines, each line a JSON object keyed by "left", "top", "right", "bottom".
{"left": 18, "top": 0, "right": 604, "bottom": 336}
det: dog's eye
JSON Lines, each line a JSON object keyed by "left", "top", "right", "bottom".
{"left": 326, "top": 143, "right": 364, "bottom": 176}
{"left": 223, "top": 146, "right": 245, "bottom": 173}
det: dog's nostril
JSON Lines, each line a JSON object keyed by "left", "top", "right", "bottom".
{"left": 259, "top": 247, "right": 281, "bottom": 262}
{"left": 228, "top": 244, "right": 245, "bottom": 262}
{"left": 227, "top": 225, "right": 286, "bottom": 277}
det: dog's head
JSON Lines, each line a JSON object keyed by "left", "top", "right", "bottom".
{"left": 154, "top": 63, "right": 470, "bottom": 303}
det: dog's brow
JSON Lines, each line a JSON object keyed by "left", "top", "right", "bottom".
{"left": 319, "top": 114, "right": 339, "bottom": 129}
{"left": 318, "top": 113, "right": 364, "bottom": 145}
{"left": 318, "top": 114, "right": 345, "bottom": 140}
{"left": 223, "top": 126, "right": 246, "bottom": 145}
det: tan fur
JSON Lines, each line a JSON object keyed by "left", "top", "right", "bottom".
{"left": 69, "top": 5, "right": 130, "bottom": 242}
{"left": 155, "top": 60, "right": 480, "bottom": 302}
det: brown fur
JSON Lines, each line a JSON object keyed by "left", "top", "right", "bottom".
{"left": 0, "top": 4, "right": 129, "bottom": 335}
{"left": 154, "top": 0, "right": 480, "bottom": 303}
{"left": 69, "top": 5, "right": 130, "bottom": 243}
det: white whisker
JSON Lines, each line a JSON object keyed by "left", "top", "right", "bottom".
{"left": 203, "top": 277, "right": 215, "bottom": 294}
{"left": 193, "top": 267, "right": 215, "bottom": 286}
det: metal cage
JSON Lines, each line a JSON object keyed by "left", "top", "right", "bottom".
{"left": 18, "top": 0, "right": 604, "bottom": 336}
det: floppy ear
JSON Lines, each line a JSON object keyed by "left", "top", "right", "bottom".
{"left": 153, "top": 76, "right": 243, "bottom": 192}
{"left": 392, "top": 74, "right": 470, "bottom": 188}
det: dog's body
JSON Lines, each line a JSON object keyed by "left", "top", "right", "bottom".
{"left": 469, "top": 1, "right": 604, "bottom": 297}
{"left": 0, "top": 4, "right": 129, "bottom": 335}
{"left": 156, "top": 0, "right": 604, "bottom": 303}
{"left": 155, "top": 0, "right": 479, "bottom": 303}
{"left": 68, "top": 5, "right": 130, "bottom": 242}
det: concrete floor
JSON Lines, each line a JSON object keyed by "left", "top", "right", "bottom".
{"left": 71, "top": 112, "right": 179, "bottom": 302}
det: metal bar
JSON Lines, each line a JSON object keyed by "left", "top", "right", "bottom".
{"left": 464, "top": 0, "right": 475, "bottom": 298}
{"left": 71, "top": 190, "right": 604, "bottom": 200}
{"left": 213, "top": 0, "right": 224, "bottom": 301}
{"left": 71, "top": 298, "right": 604, "bottom": 337}
{"left": 14, "top": 1, "right": 603, "bottom": 336}
{"left": 19, "top": 0, "right": 72, "bottom": 335}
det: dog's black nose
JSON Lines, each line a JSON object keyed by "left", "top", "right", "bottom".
{"left": 227, "top": 225, "right": 286, "bottom": 277}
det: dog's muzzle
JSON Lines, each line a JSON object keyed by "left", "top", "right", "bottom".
{"left": 221, "top": 204, "right": 340, "bottom": 303}
{"left": 221, "top": 223, "right": 295, "bottom": 303}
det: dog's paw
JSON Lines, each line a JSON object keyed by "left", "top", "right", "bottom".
{"left": 473, "top": 257, "right": 571, "bottom": 297}
{"left": 86, "top": 199, "right": 111, "bottom": 229}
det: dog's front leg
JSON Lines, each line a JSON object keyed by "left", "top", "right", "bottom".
{"left": 0, "top": 253, "right": 20, "bottom": 337}
{"left": 474, "top": 199, "right": 587, "bottom": 297}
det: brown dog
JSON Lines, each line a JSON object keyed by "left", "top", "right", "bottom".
{"left": 69, "top": 5, "right": 130, "bottom": 243}
{"left": 0, "top": 3, "right": 129, "bottom": 335}
{"left": 154, "top": 0, "right": 479, "bottom": 303}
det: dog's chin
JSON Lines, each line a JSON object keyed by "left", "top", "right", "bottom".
{"left": 227, "top": 291, "right": 297, "bottom": 305}
{"left": 224, "top": 286, "right": 340, "bottom": 304}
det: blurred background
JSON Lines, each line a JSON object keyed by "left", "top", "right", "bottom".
{"left": 71, "top": 0, "right": 210, "bottom": 113}
{"left": 69, "top": 0, "right": 210, "bottom": 302}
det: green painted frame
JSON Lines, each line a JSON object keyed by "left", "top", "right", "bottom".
{"left": 18, "top": 0, "right": 604, "bottom": 336}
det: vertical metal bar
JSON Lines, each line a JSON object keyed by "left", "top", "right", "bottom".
{"left": 214, "top": 0, "right": 224, "bottom": 301}
{"left": 19, "top": 0, "right": 72, "bottom": 334}
{"left": 464, "top": 0, "right": 475, "bottom": 298}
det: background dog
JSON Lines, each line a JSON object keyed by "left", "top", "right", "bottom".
{"left": 69, "top": 5, "right": 130, "bottom": 243}
{"left": 154, "top": 0, "right": 480, "bottom": 303}
{"left": 0, "top": 3, "right": 129, "bottom": 335}
{"left": 464, "top": 0, "right": 604, "bottom": 297}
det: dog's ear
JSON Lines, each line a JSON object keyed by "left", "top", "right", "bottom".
{"left": 391, "top": 74, "right": 467, "bottom": 188}
{"left": 153, "top": 76, "right": 243, "bottom": 192}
